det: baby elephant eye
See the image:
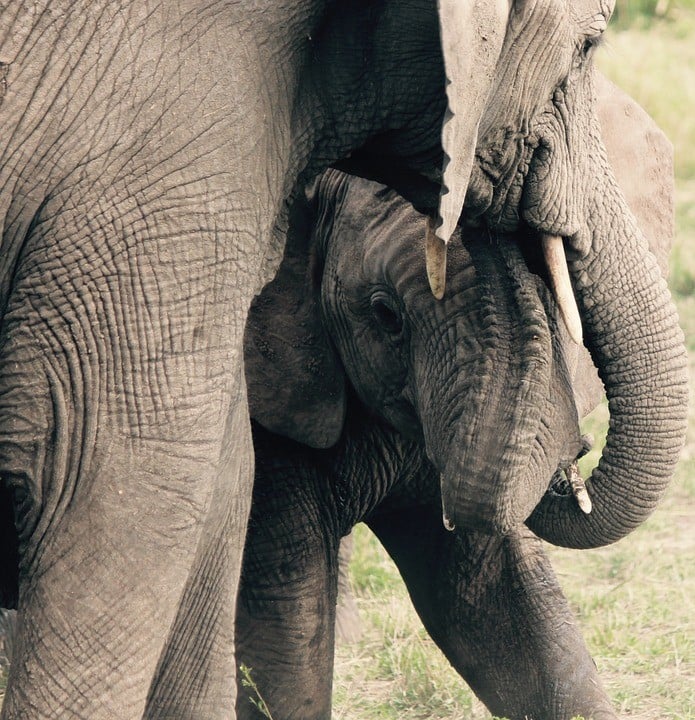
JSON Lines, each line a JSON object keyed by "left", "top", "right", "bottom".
{"left": 370, "top": 294, "right": 403, "bottom": 336}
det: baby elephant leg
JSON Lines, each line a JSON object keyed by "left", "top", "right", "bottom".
{"left": 235, "top": 428, "right": 338, "bottom": 720}
{"left": 369, "top": 504, "right": 617, "bottom": 720}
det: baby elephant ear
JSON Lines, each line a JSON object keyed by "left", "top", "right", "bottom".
{"left": 244, "top": 192, "right": 346, "bottom": 449}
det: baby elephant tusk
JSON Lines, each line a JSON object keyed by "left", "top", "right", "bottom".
{"left": 568, "top": 462, "right": 592, "bottom": 514}
{"left": 426, "top": 217, "right": 447, "bottom": 300}
{"left": 541, "top": 234, "right": 583, "bottom": 345}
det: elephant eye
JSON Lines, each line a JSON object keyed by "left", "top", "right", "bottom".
{"left": 370, "top": 293, "right": 403, "bottom": 336}
{"left": 580, "top": 34, "right": 604, "bottom": 59}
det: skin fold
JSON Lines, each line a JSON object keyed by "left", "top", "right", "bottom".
{"left": 239, "top": 83, "right": 678, "bottom": 720}
{"left": 0, "top": 2, "right": 686, "bottom": 717}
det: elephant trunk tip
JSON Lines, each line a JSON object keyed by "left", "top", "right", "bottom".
{"left": 440, "top": 475, "right": 522, "bottom": 538}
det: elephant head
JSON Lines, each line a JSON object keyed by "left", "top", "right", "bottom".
{"left": 249, "top": 167, "right": 589, "bottom": 534}
{"left": 247, "top": 77, "right": 686, "bottom": 549}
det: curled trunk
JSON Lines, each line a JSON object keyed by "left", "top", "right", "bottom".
{"left": 527, "top": 178, "right": 689, "bottom": 548}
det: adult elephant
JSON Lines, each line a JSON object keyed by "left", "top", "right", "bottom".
{"left": 240, "top": 81, "right": 680, "bottom": 719}
{"left": 0, "top": 2, "right": 687, "bottom": 719}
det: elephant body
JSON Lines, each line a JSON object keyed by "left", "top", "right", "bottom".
{"left": 0, "top": 2, "right": 687, "bottom": 717}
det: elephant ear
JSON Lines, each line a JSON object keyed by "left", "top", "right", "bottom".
{"left": 596, "top": 73, "right": 675, "bottom": 276}
{"left": 244, "top": 193, "right": 346, "bottom": 449}
{"left": 568, "top": 72, "right": 676, "bottom": 417}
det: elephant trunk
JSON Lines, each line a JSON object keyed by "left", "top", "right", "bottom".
{"left": 527, "top": 177, "right": 689, "bottom": 548}
{"left": 419, "top": 235, "right": 581, "bottom": 535}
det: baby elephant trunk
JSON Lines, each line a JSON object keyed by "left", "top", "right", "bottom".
{"left": 421, "top": 235, "right": 581, "bottom": 535}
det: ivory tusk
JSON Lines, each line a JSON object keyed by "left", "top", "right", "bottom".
{"left": 442, "top": 513, "right": 456, "bottom": 532}
{"left": 568, "top": 462, "right": 592, "bottom": 514}
{"left": 541, "top": 234, "right": 583, "bottom": 345}
{"left": 426, "top": 217, "right": 447, "bottom": 300}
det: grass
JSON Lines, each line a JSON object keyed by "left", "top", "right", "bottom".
{"left": 240, "top": 664, "right": 276, "bottom": 720}
{"left": 333, "top": 11, "right": 695, "bottom": 719}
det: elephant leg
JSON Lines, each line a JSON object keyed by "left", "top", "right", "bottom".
{"left": 2, "top": 380, "right": 252, "bottom": 720}
{"left": 236, "top": 437, "right": 338, "bottom": 720}
{"left": 368, "top": 502, "right": 617, "bottom": 720}
{"left": 0, "top": 224, "right": 253, "bottom": 719}
{"left": 144, "top": 391, "right": 254, "bottom": 719}
{"left": 235, "top": 548, "right": 337, "bottom": 720}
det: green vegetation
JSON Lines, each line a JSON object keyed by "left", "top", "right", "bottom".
{"left": 334, "top": 11, "right": 695, "bottom": 719}
{"left": 239, "top": 664, "right": 275, "bottom": 720}
{"left": 611, "top": 0, "right": 673, "bottom": 28}
{"left": 611, "top": 0, "right": 695, "bottom": 29}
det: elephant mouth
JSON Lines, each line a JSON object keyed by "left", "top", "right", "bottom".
{"left": 440, "top": 438, "right": 594, "bottom": 535}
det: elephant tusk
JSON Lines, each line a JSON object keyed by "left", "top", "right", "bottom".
{"left": 568, "top": 462, "right": 592, "bottom": 514}
{"left": 441, "top": 487, "right": 456, "bottom": 531}
{"left": 541, "top": 234, "right": 583, "bottom": 345}
{"left": 426, "top": 217, "right": 447, "bottom": 300}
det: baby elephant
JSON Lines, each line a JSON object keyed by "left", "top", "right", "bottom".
{"left": 238, "top": 169, "right": 611, "bottom": 720}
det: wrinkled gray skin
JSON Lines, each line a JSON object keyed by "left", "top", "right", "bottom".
{"left": 0, "top": 2, "right": 687, "bottom": 718}
{"left": 239, "top": 84, "right": 679, "bottom": 720}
